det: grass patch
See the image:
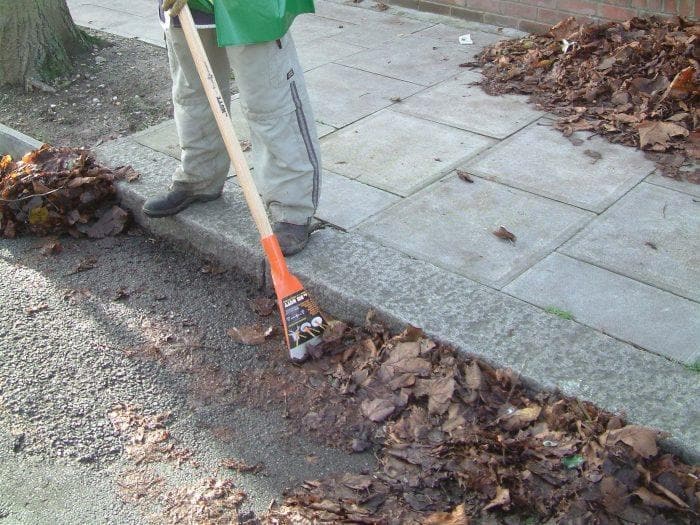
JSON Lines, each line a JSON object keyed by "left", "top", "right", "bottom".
{"left": 545, "top": 306, "right": 574, "bottom": 320}
{"left": 684, "top": 360, "right": 700, "bottom": 373}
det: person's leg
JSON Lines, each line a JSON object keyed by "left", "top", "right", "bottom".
{"left": 143, "top": 26, "right": 232, "bottom": 217}
{"left": 227, "top": 33, "right": 321, "bottom": 254}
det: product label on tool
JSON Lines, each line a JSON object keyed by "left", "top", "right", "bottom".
{"left": 282, "top": 290, "right": 325, "bottom": 348}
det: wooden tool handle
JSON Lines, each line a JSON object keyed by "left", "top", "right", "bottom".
{"left": 178, "top": 5, "right": 273, "bottom": 238}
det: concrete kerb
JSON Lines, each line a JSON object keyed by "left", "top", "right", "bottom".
{"left": 0, "top": 124, "right": 43, "bottom": 158}
{"left": 89, "top": 136, "right": 700, "bottom": 465}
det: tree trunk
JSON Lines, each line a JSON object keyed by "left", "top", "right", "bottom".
{"left": 0, "top": 0, "right": 89, "bottom": 86}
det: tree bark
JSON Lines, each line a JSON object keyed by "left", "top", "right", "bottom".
{"left": 0, "top": 0, "right": 88, "bottom": 86}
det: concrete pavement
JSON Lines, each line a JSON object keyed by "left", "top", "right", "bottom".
{"left": 41, "top": 0, "right": 700, "bottom": 461}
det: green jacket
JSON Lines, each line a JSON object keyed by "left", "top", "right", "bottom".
{"left": 189, "top": 0, "right": 315, "bottom": 47}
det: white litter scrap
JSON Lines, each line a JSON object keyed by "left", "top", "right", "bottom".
{"left": 561, "top": 39, "right": 576, "bottom": 53}
{"left": 459, "top": 34, "right": 473, "bottom": 45}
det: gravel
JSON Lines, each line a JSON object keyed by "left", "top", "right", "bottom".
{"left": 0, "top": 232, "right": 372, "bottom": 523}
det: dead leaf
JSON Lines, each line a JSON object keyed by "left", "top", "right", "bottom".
{"left": 226, "top": 325, "right": 275, "bottom": 345}
{"left": 493, "top": 226, "right": 516, "bottom": 242}
{"left": 113, "top": 165, "right": 140, "bottom": 182}
{"left": 40, "top": 239, "right": 62, "bottom": 255}
{"left": 25, "top": 303, "right": 48, "bottom": 315}
{"left": 250, "top": 296, "right": 276, "bottom": 317}
{"left": 483, "top": 486, "right": 510, "bottom": 511}
{"left": 341, "top": 473, "right": 373, "bottom": 491}
{"left": 605, "top": 425, "right": 658, "bottom": 458}
{"left": 220, "top": 458, "right": 266, "bottom": 474}
{"left": 424, "top": 504, "right": 470, "bottom": 524}
{"left": 584, "top": 149, "right": 602, "bottom": 162}
{"left": 70, "top": 256, "right": 97, "bottom": 274}
{"left": 638, "top": 121, "right": 689, "bottom": 150}
{"left": 361, "top": 397, "right": 396, "bottom": 422}
{"left": 240, "top": 139, "right": 252, "bottom": 152}
{"left": 457, "top": 170, "right": 474, "bottom": 183}
{"left": 633, "top": 486, "right": 679, "bottom": 510}
{"left": 81, "top": 205, "right": 128, "bottom": 238}
{"left": 502, "top": 404, "right": 542, "bottom": 431}
{"left": 113, "top": 287, "right": 130, "bottom": 301}
{"left": 200, "top": 262, "right": 226, "bottom": 275}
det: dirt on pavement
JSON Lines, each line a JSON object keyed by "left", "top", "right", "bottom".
{"left": 0, "top": 29, "right": 172, "bottom": 149}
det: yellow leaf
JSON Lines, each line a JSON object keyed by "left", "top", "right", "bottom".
{"left": 29, "top": 206, "right": 49, "bottom": 225}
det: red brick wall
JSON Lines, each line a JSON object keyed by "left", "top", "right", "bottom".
{"left": 385, "top": 0, "right": 697, "bottom": 33}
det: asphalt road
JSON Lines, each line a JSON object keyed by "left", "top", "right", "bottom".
{"left": 0, "top": 232, "right": 372, "bottom": 524}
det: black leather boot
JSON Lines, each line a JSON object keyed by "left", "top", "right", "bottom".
{"left": 142, "top": 189, "right": 221, "bottom": 218}
{"left": 273, "top": 222, "right": 310, "bottom": 256}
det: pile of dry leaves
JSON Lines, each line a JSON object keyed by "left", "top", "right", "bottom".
{"left": 252, "top": 317, "right": 699, "bottom": 524}
{"left": 0, "top": 144, "right": 136, "bottom": 238}
{"left": 474, "top": 16, "right": 698, "bottom": 181}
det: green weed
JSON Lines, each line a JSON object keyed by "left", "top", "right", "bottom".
{"left": 545, "top": 306, "right": 574, "bottom": 320}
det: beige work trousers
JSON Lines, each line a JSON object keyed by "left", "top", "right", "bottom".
{"left": 165, "top": 26, "right": 321, "bottom": 225}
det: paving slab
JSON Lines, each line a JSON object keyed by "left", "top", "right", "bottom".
{"left": 504, "top": 253, "right": 700, "bottom": 365}
{"left": 395, "top": 72, "right": 543, "bottom": 139}
{"left": 645, "top": 170, "right": 700, "bottom": 198}
{"left": 295, "top": 35, "right": 365, "bottom": 71}
{"left": 68, "top": 3, "right": 133, "bottom": 32}
{"left": 68, "top": 0, "right": 154, "bottom": 19}
{"left": 306, "top": 64, "right": 424, "bottom": 129}
{"left": 561, "top": 183, "right": 700, "bottom": 301}
{"left": 465, "top": 121, "right": 657, "bottom": 213}
{"left": 338, "top": 34, "right": 471, "bottom": 86}
{"left": 412, "top": 23, "right": 510, "bottom": 55}
{"left": 131, "top": 120, "right": 181, "bottom": 159}
{"left": 321, "top": 110, "right": 495, "bottom": 196}
{"left": 290, "top": 12, "right": 354, "bottom": 46}
{"left": 315, "top": 1, "right": 407, "bottom": 25}
{"left": 107, "top": 16, "right": 165, "bottom": 47}
{"left": 359, "top": 175, "right": 594, "bottom": 288}
{"left": 315, "top": 171, "right": 402, "bottom": 230}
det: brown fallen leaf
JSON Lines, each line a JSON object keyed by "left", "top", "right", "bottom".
{"left": 200, "top": 262, "right": 226, "bottom": 275}
{"left": 40, "top": 239, "right": 62, "bottom": 255}
{"left": 502, "top": 404, "right": 542, "bottom": 431}
{"left": 250, "top": 296, "right": 276, "bottom": 317}
{"left": 457, "top": 170, "right": 474, "bottom": 183}
{"left": 220, "top": 458, "right": 266, "bottom": 474}
{"left": 493, "top": 226, "right": 516, "bottom": 242}
{"left": 633, "top": 486, "right": 679, "bottom": 510}
{"left": 424, "top": 503, "right": 470, "bottom": 524}
{"left": 240, "top": 139, "right": 252, "bottom": 152}
{"left": 361, "top": 397, "right": 396, "bottom": 423}
{"left": 584, "top": 149, "right": 602, "bottom": 163}
{"left": 70, "top": 256, "right": 98, "bottom": 275}
{"left": 483, "top": 486, "right": 510, "bottom": 511}
{"left": 113, "top": 287, "right": 130, "bottom": 301}
{"left": 638, "top": 121, "right": 689, "bottom": 151}
{"left": 25, "top": 303, "right": 49, "bottom": 315}
{"left": 113, "top": 165, "right": 140, "bottom": 182}
{"left": 604, "top": 425, "right": 658, "bottom": 458}
{"left": 80, "top": 205, "right": 128, "bottom": 238}
{"left": 227, "top": 325, "right": 275, "bottom": 345}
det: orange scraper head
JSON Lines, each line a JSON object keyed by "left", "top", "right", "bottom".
{"left": 261, "top": 235, "right": 327, "bottom": 361}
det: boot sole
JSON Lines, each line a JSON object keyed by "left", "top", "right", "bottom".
{"left": 142, "top": 193, "right": 221, "bottom": 218}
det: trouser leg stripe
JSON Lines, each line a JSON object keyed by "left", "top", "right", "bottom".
{"left": 290, "top": 81, "right": 320, "bottom": 214}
